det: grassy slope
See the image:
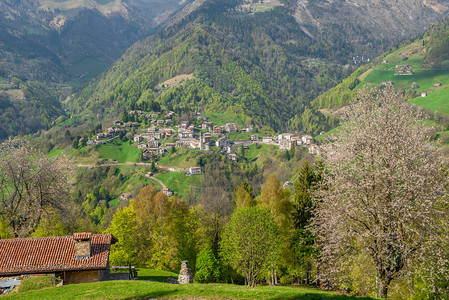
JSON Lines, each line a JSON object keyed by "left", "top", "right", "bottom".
{"left": 203, "top": 113, "right": 246, "bottom": 127}
{"left": 410, "top": 88, "right": 449, "bottom": 115}
{"left": 6, "top": 281, "right": 371, "bottom": 300}
{"left": 244, "top": 143, "right": 277, "bottom": 161}
{"left": 228, "top": 132, "right": 261, "bottom": 141}
{"left": 155, "top": 171, "right": 202, "bottom": 197}
{"left": 314, "top": 37, "right": 449, "bottom": 118}
{"left": 356, "top": 69, "right": 449, "bottom": 92}
{"left": 97, "top": 141, "right": 141, "bottom": 163}
{"left": 158, "top": 152, "right": 193, "bottom": 169}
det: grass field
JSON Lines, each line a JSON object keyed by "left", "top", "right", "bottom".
{"left": 227, "top": 132, "right": 260, "bottom": 141}
{"left": 136, "top": 268, "right": 178, "bottom": 282}
{"left": 158, "top": 151, "right": 193, "bottom": 169}
{"left": 6, "top": 280, "right": 372, "bottom": 300}
{"left": 315, "top": 126, "right": 341, "bottom": 141}
{"left": 410, "top": 88, "right": 449, "bottom": 116}
{"left": 97, "top": 141, "right": 141, "bottom": 163}
{"left": 374, "top": 39, "right": 426, "bottom": 69}
{"left": 244, "top": 144, "right": 277, "bottom": 161}
{"left": 47, "top": 148, "right": 66, "bottom": 157}
{"left": 155, "top": 171, "right": 202, "bottom": 197}
{"left": 356, "top": 69, "right": 449, "bottom": 92}
{"left": 203, "top": 113, "right": 246, "bottom": 126}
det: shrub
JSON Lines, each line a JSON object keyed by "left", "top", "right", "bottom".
{"left": 280, "top": 275, "right": 292, "bottom": 285}
{"left": 195, "top": 246, "right": 220, "bottom": 283}
{"left": 18, "top": 276, "right": 61, "bottom": 293}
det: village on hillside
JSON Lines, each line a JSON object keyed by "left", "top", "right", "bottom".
{"left": 86, "top": 109, "right": 320, "bottom": 163}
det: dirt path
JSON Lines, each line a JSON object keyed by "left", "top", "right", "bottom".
{"left": 148, "top": 176, "right": 166, "bottom": 189}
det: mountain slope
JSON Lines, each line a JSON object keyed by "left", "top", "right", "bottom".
{"left": 0, "top": 0, "right": 196, "bottom": 83}
{"left": 71, "top": 0, "right": 449, "bottom": 134}
{"left": 0, "top": 79, "right": 64, "bottom": 139}
{"left": 0, "top": 0, "right": 199, "bottom": 139}
{"left": 312, "top": 16, "right": 449, "bottom": 117}
{"left": 71, "top": 0, "right": 353, "bottom": 133}
{"left": 292, "top": 0, "right": 449, "bottom": 58}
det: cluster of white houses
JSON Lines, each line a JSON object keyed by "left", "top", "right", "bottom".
{"left": 87, "top": 110, "right": 318, "bottom": 159}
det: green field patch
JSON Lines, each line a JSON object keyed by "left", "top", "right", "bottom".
{"left": 227, "top": 132, "right": 259, "bottom": 141}
{"left": 47, "top": 148, "right": 66, "bottom": 157}
{"left": 410, "top": 88, "right": 449, "bottom": 116}
{"left": 358, "top": 69, "right": 449, "bottom": 91}
{"left": 315, "top": 126, "right": 341, "bottom": 141}
{"left": 203, "top": 113, "right": 246, "bottom": 126}
{"left": 97, "top": 141, "right": 141, "bottom": 163}
{"left": 376, "top": 40, "right": 426, "bottom": 69}
{"left": 358, "top": 69, "right": 374, "bottom": 81}
{"left": 155, "top": 171, "right": 202, "bottom": 197}
{"left": 111, "top": 268, "right": 177, "bottom": 282}
{"left": 108, "top": 198, "right": 121, "bottom": 207}
{"left": 6, "top": 280, "right": 370, "bottom": 299}
{"left": 158, "top": 152, "right": 192, "bottom": 169}
{"left": 137, "top": 269, "right": 178, "bottom": 282}
{"left": 244, "top": 144, "right": 277, "bottom": 161}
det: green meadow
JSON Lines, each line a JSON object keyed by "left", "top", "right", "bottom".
{"left": 155, "top": 171, "right": 202, "bottom": 197}
{"left": 97, "top": 141, "right": 141, "bottom": 163}
{"left": 6, "top": 280, "right": 371, "bottom": 300}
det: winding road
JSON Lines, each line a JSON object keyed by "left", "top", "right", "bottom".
{"left": 75, "top": 162, "right": 188, "bottom": 172}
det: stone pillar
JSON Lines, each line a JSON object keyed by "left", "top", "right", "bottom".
{"left": 178, "top": 260, "right": 193, "bottom": 284}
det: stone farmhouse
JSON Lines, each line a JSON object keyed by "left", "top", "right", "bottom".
{"left": 0, "top": 233, "right": 119, "bottom": 285}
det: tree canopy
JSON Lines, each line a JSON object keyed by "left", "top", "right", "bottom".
{"left": 312, "top": 86, "right": 449, "bottom": 298}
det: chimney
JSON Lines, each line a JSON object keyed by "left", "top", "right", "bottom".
{"left": 73, "top": 232, "right": 92, "bottom": 260}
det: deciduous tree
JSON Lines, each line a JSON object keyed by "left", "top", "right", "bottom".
{"left": 220, "top": 207, "right": 278, "bottom": 287}
{"left": 0, "top": 142, "right": 70, "bottom": 237}
{"left": 312, "top": 86, "right": 449, "bottom": 298}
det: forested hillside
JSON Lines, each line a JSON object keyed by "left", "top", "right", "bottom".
{"left": 0, "top": 79, "right": 64, "bottom": 139}
{"left": 424, "top": 17, "right": 449, "bottom": 67}
{"left": 0, "top": 0, "right": 199, "bottom": 139}
{"left": 72, "top": 0, "right": 353, "bottom": 134}
{"left": 71, "top": 0, "right": 449, "bottom": 135}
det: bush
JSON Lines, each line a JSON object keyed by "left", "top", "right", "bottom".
{"left": 280, "top": 275, "right": 292, "bottom": 285}
{"left": 195, "top": 246, "right": 220, "bottom": 283}
{"left": 18, "top": 276, "right": 61, "bottom": 293}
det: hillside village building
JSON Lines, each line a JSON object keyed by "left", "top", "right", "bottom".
{"left": 225, "top": 123, "right": 237, "bottom": 133}
{"left": 302, "top": 135, "right": 313, "bottom": 145}
{"left": 188, "top": 167, "right": 202, "bottom": 175}
{"left": 0, "top": 233, "right": 118, "bottom": 285}
{"left": 163, "top": 188, "right": 174, "bottom": 197}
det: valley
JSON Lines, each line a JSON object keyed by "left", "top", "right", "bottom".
{"left": 2, "top": 0, "right": 449, "bottom": 298}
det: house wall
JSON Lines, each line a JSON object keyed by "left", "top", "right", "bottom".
{"left": 64, "top": 269, "right": 108, "bottom": 284}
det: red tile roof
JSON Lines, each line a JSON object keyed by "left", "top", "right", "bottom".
{"left": 73, "top": 232, "right": 92, "bottom": 240}
{"left": 0, "top": 233, "right": 117, "bottom": 276}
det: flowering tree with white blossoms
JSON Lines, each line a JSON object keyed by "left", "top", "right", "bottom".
{"left": 312, "top": 86, "right": 449, "bottom": 298}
